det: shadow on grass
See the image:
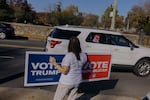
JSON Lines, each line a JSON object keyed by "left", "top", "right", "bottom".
{"left": 76, "top": 79, "right": 118, "bottom": 100}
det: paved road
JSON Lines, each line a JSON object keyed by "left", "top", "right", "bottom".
{"left": 1, "top": 71, "right": 149, "bottom": 98}
{"left": 0, "top": 39, "right": 44, "bottom": 81}
{"left": 0, "top": 39, "right": 44, "bottom": 50}
{"left": 0, "top": 39, "right": 150, "bottom": 98}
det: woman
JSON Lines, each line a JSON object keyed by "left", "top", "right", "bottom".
{"left": 49, "top": 37, "right": 87, "bottom": 100}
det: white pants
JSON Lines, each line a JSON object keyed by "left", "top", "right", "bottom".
{"left": 53, "top": 83, "right": 79, "bottom": 100}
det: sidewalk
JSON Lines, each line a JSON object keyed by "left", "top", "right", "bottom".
{"left": 0, "top": 87, "right": 142, "bottom": 100}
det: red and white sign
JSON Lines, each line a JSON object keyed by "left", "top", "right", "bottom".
{"left": 82, "top": 54, "right": 112, "bottom": 82}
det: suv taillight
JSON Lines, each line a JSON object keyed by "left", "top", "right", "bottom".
{"left": 49, "top": 40, "right": 62, "bottom": 48}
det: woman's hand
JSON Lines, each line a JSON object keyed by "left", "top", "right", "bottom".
{"left": 49, "top": 56, "right": 70, "bottom": 75}
{"left": 49, "top": 56, "right": 57, "bottom": 65}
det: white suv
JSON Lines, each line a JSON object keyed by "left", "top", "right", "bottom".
{"left": 45, "top": 25, "right": 150, "bottom": 77}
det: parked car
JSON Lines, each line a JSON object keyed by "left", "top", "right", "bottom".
{"left": 45, "top": 25, "right": 150, "bottom": 77}
{"left": 143, "top": 92, "right": 150, "bottom": 100}
{"left": 0, "top": 22, "right": 15, "bottom": 39}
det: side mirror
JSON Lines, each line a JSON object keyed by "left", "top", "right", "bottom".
{"left": 130, "top": 45, "right": 134, "bottom": 51}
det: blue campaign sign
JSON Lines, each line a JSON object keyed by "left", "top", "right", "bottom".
{"left": 24, "top": 51, "right": 65, "bottom": 86}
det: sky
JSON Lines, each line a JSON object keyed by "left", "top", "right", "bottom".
{"left": 28, "top": 0, "right": 146, "bottom": 17}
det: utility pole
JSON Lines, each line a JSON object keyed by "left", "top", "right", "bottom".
{"left": 110, "top": 0, "right": 117, "bottom": 30}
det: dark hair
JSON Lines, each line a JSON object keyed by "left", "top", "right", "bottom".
{"left": 68, "top": 37, "right": 81, "bottom": 60}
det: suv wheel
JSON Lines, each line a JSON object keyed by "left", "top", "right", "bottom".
{"left": 134, "top": 59, "right": 150, "bottom": 77}
{"left": 0, "top": 32, "right": 6, "bottom": 39}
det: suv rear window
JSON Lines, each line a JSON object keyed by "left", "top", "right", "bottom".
{"left": 49, "top": 28, "right": 80, "bottom": 39}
